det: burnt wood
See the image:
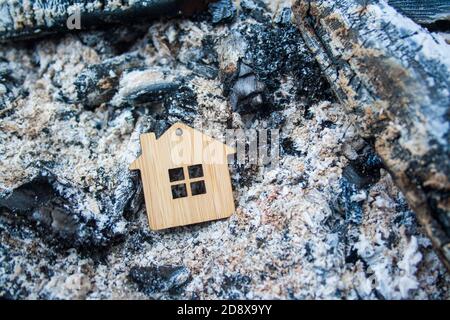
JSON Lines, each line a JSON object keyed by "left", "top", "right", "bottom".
{"left": 293, "top": 0, "right": 450, "bottom": 269}
{"left": 0, "top": 0, "right": 213, "bottom": 42}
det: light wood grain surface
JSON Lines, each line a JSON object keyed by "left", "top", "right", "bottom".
{"left": 130, "top": 123, "right": 236, "bottom": 230}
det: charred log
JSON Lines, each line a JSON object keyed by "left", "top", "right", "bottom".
{"left": 0, "top": 0, "right": 213, "bottom": 42}
{"left": 293, "top": 0, "right": 450, "bottom": 269}
{"left": 388, "top": 0, "right": 450, "bottom": 25}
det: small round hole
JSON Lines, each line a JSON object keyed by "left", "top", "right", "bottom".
{"left": 176, "top": 128, "right": 183, "bottom": 136}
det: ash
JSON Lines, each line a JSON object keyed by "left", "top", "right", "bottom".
{"left": 0, "top": 0, "right": 448, "bottom": 299}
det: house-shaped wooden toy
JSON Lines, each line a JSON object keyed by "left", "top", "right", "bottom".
{"left": 129, "top": 123, "right": 236, "bottom": 230}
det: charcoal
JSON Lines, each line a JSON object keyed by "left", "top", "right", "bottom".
{"left": 388, "top": 0, "right": 450, "bottom": 24}
{"left": 229, "top": 73, "right": 265, "bottom": 112}
{"left": 0, "top": 0, "right": 213, "bottom": 42}
{"left": 126, "top": 82, "right": 180, "bottom": 105}
{"left": 0, "top": 58, "right": 25, "bottom": 114}
{"left": 208, "top": 0, "right": 237, "bottom": 24}
{"left": 1, "top": 0, "right": 448, "bottom": 300}
{"left": 275, "top": 7, "right": 293, "bottom": 25}
{"left": 129, "top": 265, "right": 191, "bottom": 296}
{"left": 240, "top": 0, "right": 269, "bottom": 22}
{"left": 73, "top": 53, "right": 143, "bottom": 108}
{"left": 294, "top": 0, "right": 450, "bottom": 269}
{"left": 106, "top": 67, "right": 185, "bottom": 110}
{"left": 187, "top": 62, "right": 219, "bottom": 79}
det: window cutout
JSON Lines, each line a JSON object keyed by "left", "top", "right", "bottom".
{"left": 190, "top": 181, "right": 206, "bottom": 196}
{"left": 168, "top": 167, "right": 184, "bottom": 182}
{"left": 188, "top": 164, "right": 204, "bottom": 179}
{"left": 171, "top": 184, "right": 187, "bottom": 199}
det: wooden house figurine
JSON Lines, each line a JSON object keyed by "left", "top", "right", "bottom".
{"left": 129, "top": 123, "right": 236, "bottom": 230}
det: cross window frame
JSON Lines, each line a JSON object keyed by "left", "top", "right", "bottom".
{"left": 169, "top": 164, "right": 207, "bottom": 199}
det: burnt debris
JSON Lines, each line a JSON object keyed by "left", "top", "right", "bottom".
{"left": 0, "top": 0, "right": 214, "bottom": 42}
{"left": 72, "top": 53, "right": 144, "bottom": 109}
{"left": 388, "top": 0, "right": 450, "bottom": 25}
{"left": 220, "top": 10, "right": 333, "bottom": 113}
{"left": 293, "top": 0, "right": 450, "bottom": 269}
{"left": 0, "top": 175, "right": 56, "bottom": 214}
{"left": 1, "top": 0, "right": 448, "bottom": 300}
{"left": 208, "top": 0, "right": 237, "bottom": 24}
{"left": 128, "top": 265, "right": 191, "bottom": 296}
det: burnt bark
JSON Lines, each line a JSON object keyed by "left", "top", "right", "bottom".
{"left": 388, "top": 0, "right": 450, "bottom": 24}
{"left": 0, "top": 0, "right": 212, "bottom": 42}
{"left": 293, "top": 0, "right": 450, "bottom": 269}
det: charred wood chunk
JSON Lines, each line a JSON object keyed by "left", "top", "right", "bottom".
{"left": 0, "top": 177, "right": 55, "bottom": 214}
{"left": 128, "top": 265, "right": 191, "bottom": 296}
{"left": 73, "top": 53, "right": 143, "bottom": 108}
{"left": 0, "top": 58, "right": 26, "bottom": 115}
{"left": 293, "top": 0, "right": 450, "bottom": 269}
{"left": 208, "top": 0, "right": 237, "bottom": 24}
{"left": 217, "top": 19, "right": 333, "bottom": 114}
{"left": 112, "top": 68, "right": 182, "bottom": 108}
{"left": 0, "top": 0, "right": 213, "bottom": 42}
